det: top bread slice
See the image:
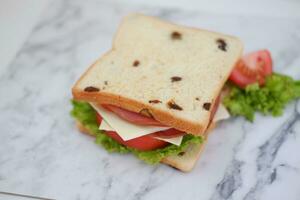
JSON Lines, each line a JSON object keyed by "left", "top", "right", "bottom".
{"left": 72, "top": 13, "right": 243, "bottom": 135}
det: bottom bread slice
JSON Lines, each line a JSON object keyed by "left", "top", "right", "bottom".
{"left": 75, "top": 120, "right": 213, "bottom": 172}
{"left": 161, "top": 143, "right": 206, "bottom": 172}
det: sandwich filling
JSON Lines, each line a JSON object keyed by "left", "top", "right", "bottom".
{"left": 71, "top": 99, "right": 229, "bottom": 164}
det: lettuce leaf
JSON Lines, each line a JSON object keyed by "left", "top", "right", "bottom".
{"left": 71, "top": 100, "right": 203, "bottom": 164}
{"left": 223, "top": 73, "right": 300, "bottom": 121}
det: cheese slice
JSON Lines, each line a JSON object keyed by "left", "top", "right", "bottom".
{"left": 100, "top": 119, "right": 183, "bottom": 145}
{"left": 99, "top": 119, "right": 113, "bottom": 131}
{"left": 91, "top": 103, "right": 170, "bottom": 140}
{"left": 92, "top": 103, "right": 230, "bottom": 146}
{"left": 213, "top": 104, "right": 230, "bottom": 122}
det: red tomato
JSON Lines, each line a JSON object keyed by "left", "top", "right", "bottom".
{"left": 95, "top": 113, "right": 168, "bottom": 151}
{"left": 96, "top": 113, "right": 102, "bottom": 125}
{"left": 104, "top": 131, "right": 168, "bottom": 151}
{"left": 229, "top": 50, "right": 273, "bottom": 88}
{"left": 103, "top": 104, "right": 165, "bottom": 126}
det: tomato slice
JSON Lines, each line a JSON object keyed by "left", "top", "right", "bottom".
{"left": 103, "top": 104, "right": 165, "bottom": 126}
{"left": 95, "top": 113, "right": 168, "bottom": 151}
{"left": 96, "top": 113, "right": 103, "bottom": 125}
{"left": 229, "top": 49, "right": 273, "bottom": 88}
{"left": 104, "top": 131, "right": 168, "bottom": 151}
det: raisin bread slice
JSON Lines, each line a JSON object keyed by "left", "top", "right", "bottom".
{"left": 72, "top": 13, "right": 243, "bottom": 135}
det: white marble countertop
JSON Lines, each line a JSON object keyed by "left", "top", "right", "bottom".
{"left": 0, "top": 0, "right": 300, "bottom": 199}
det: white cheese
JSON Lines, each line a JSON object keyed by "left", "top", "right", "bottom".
{"left": 153, "top": 136, "right": 183, "bottom": 146}
{"left": 99, "top": 119, "right": 113, "bottom": 131}
{"left": 100, "top": 119, "right": 183, "bottom": 145}
{"left": 213, "top": 104, "right": 230, "bottom": 122}
{"left": 90, "top": 103, "right": 170, "bottom": 141}
{"left": 91, "top": 103, "right": 230, "bottom": 146}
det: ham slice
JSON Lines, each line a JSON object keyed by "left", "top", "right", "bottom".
{"left": 151, "top": 128, "right": 185, "bottom": 139}
{"left": 103, "top": 104, "right": 165, "bottom": 126}
{"left": 102, "top": 95, "right": 221, "bottom": 138}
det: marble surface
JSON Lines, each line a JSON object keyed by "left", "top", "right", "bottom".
{"left": 0, "top": 0, "right": 49, "bottom": 76}
{"left": 0, "top": 0, "right": 300, "bottom": 199}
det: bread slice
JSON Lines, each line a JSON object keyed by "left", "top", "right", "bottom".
{"left": 75, "top": 120, "right": 215, "bottom": 172}
{"left": 72, "top": 13, "right": 243, "bottom": 135}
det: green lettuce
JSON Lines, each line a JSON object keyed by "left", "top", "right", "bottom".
{"left": 71, "top": 100, "right": 203, "bottom": 164}
{"left": 223, "top": 73, "right": 300, "bottom": 121}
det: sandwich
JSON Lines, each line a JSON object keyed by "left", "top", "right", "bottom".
{"left": 71, "top": 13, "right": 243, "bottom": 172}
